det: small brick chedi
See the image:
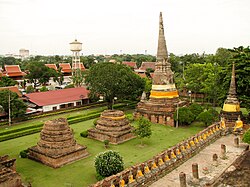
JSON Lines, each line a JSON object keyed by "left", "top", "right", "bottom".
{"left": 220, "top": 62, "right": 242, "bottom": 125}
{"left": 0, "top": 155, "right": 23, "bottom": 187}
{"left": 134, "top": 12, "right": 179, "bottom": 126}
{"left": 88, "top": 110, "right": 135, "bottom": 144}
{"left": 28, "top": 118, "right": 89, "bottom": 168}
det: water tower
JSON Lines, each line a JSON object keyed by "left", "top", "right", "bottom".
{"left": 70, "top": 39, "right": 82, "bottom": 74}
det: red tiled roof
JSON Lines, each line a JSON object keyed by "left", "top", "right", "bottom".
{"left": 59, "top": 63, "right": 72, "bottom": 73}
{"left": 0, "top": 86, "right": 22, "bottom": 97}
{"left": 24, "top": 87, "right": 89, "bottom": 106}
{"left": 122, "top": 61, "right": 137, "bottom": 68}
{"left": 4, "top": 65, "right": 26, "bottom": 77}
{"left": 139, "top": 62, "right": 155, "bottom": 71}
{"left": 72, "top": 63, "right": 85, "bottom": 71}
{"left": 136, "top": 73, "right": 147, "bottom": 78}
{"left": 45, "top": 64, "right": 57, "bottom": 70}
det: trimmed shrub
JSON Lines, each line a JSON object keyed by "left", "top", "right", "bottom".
{"left": 126, "top": 113, "right": 134, "bottom": 122}
{"left": 80, "top": 130, "right": 88, "bottom": 138}
{"left": 20, "top": 149, "right": 29, "bottom": 158}
{"left": 174, "top": 107, "right": 195, "bottom": 126}
{"left": 242, "top": 129, "right": 250, "bottom": 144}
{"left": 196, "top": 111, "right": 214, "bottom": 127}
{"left": 188, "top": 103, "right": 203, "bottom": 117}
{"left": 94, "top": 150, "right": 124, "bottom": 178}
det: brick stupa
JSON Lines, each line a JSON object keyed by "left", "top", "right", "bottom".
{"left": 28, "top": 118, "right": 89, "bottom": 168}
{"left": 220, "top": 62, "right": 242, "bottom": 126}
{"left": 88, "top": 110, "right": 135, "bottom": 144}
{"left": 0, "top": 155, "right": 23, "bottom": 187}
{"left": 134, "top": 12, "right": 179, "bottom": 126}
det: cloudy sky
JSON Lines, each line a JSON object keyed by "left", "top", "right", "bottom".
{"left": 0, "top": 0, "right": 249, "bottom": 56}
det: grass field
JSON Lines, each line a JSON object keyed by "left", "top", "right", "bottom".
{"left": 0, "top": 117, "right": 203, "bottom": 187}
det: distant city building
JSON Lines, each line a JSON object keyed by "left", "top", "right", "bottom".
{"left": 19, "top": 48, "right": 29, "bottom": 60}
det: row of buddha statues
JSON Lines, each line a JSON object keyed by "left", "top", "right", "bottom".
{"left": 109, "top": 122, "right": 226, "bottom": 187}
{"left": 220, "top": 115, "right": 244, "bottom": 134}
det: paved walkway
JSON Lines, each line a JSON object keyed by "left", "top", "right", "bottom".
{"left": 150, "top": 134, "right": 247, "bottom": 187}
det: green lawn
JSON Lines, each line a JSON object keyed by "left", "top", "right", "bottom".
{"left": 0, "top": 119, "right": 203, "bottom": 187}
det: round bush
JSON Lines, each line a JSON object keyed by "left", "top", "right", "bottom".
{"left": 80, "top": 130, "right": 88, "bottom": 138}
{"left": 197, "top": 111, "right": 213, "bottom": 127}
{"left": 94, "top": 150, "right": 124, "bottom": 178}
{"left": 20, "top": 149, "right": 28, "bottom": 158}
{"left": 125, "top": 113, "right": 134, "bottom": 122}
{"left": 188, "top": 103, "right": 203, "bottom": 117}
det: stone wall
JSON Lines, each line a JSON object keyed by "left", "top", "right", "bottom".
{"left": 90, "top": 123, "right": 225, "bottom": 187}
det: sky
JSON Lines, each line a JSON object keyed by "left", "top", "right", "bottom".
{"left": 0, "top": 0, "right": 249, "bottom": 56}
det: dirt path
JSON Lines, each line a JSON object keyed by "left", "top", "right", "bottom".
{"left": 150, "top": 134, "right": 247, "bottom": 187}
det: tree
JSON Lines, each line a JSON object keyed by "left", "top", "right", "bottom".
{"left": 174, "top": 107, "right": 195, "bottom": 126}
{"left": 85, "top": 62, "right": 145, "bottom": 109}
{"left": 40, "top": 86, "right": 48, "bottom": 92}
{"left": 0, "top": 77, "right": 17, "bottom": 87}
{"left": 0, "top": 90, "right": 27, "bottom": 119}
{"left": 72, "top": 69, "right": 86, "bottom": 87}
{"left": 134, "top": 117, "right": 152, "bottom": 145}
{"left": 53, "top": 67, "right": 64, "bottom": 86}
{"left": 25, "top": 61, "right": 57, "bottom": 89}
{"left": 94, "top": 150, "right": 124, "bottom": 179}
{"left": 26, "top": 85, "right": 35, "bottom": 93}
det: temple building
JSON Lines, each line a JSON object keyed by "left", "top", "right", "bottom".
{"left": 134, "top": 12, "right": 179, "bottom": 126}
{"left": 220, "top": 62, "right": 242, "bottom": 125}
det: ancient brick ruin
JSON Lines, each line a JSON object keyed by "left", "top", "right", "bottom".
{"left": 88, "top": 110, "right": 135, "bottom": 144}
{"left": 0, "top": 155, "right": 23, "bottom": 187}
{"left": 134, "top": 12, "right": 180, "bottom": 126}
{"left": 28, "top": 118, "right": 89, "bottom": 168}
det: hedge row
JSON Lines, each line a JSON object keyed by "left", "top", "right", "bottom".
{"left": 0, "top": 102, "right": 107, "bottom": 127}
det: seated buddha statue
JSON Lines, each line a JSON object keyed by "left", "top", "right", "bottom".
{"left": 220, "top": 117, "right": 226, "bottom": 129}
{"left": 233, "top": 116, "right": 243, "bottom": 133}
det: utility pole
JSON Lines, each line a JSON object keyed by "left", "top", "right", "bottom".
{"left": 176, "top": 103, "right": 179, "bottom": 128}
{"left": 8, "top": 91, "right": 11, "bottom": 126}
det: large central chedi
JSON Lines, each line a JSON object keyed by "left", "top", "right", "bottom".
{"left": 134, "top": 12, "right": 179, "bottom": 126}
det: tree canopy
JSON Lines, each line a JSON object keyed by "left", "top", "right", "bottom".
{"left": 0, "top": 90, "right": 27, "bottom": 119}
{"left": 85, "top": 62, "right": 145, "bottom": 109}
{"left": 0, "top": 76, "right": 17, "bottom": 87}
{"left": 25, "top": 61, "right": 59, "bottom": 89}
